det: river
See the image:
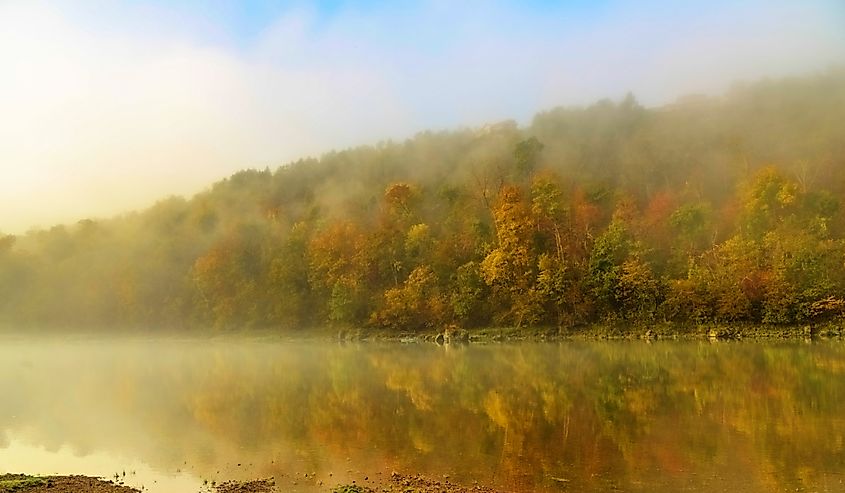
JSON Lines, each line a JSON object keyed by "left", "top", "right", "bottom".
{"left": 0, "top": 336, "right": 843, "bottom": 492}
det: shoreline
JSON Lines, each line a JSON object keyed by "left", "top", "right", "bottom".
{"left": 0, "top": 473, "right": 502, "bottom": 493}
{"left": 0, "top": 322, "right": 842, "bottom": 343}
{"left": 332, "top": 321, "right": 844, "bottom": 344}
{"left": 0, "top": 474, "right": 139, "bottom": 493}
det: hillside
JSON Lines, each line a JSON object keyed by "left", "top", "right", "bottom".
{"left": 2, "top": 69, "right": 845, "bottom": 332}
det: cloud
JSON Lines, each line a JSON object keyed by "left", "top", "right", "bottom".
{"left": 0, "top": 0, "right": 843, "bottom": 232}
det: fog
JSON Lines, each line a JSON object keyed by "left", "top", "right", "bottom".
{"left": 0, "top": 0, "right": 843, "bottom": 233}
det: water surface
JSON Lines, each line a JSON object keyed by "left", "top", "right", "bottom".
{"left": 1, "top": 337, "right": 844, "bottom": 492}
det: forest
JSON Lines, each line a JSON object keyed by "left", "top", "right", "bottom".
{"left": 1, "top": 69, "right": 844, "bottom": 333}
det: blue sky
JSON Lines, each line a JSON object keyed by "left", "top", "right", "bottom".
{"left": 100, "top": 0, "right": 843, "bottom": 49}
{"left": 122, "top": 0, "right": 612, "bottom": 43}
{"left": 1, "top": 0, "right": 844, "bottom": 232}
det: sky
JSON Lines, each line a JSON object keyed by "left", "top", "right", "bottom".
{"left": 1, "top": 0, "right": 844, "bottom": 233}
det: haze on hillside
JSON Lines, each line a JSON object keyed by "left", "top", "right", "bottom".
{"left": 1, "top": 67, "right": 844, "bottom": 330}
{"left": 1, "top": 0, "right": 844, "bottom": 233}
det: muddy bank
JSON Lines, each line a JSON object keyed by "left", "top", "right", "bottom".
{"left": 331, "top": 472, "right": 500, "bottom": 493}
{"left": 213, "top": 478, "right": 276, "bottom": 493}
{"left": 0, "top": 474, "right": 139, "bottom": 493}
{"left": 211, "top": 472, "right": 502, "bottom": 493}
{"left": 0, "top": 473, "right": 502, "bottom": 493}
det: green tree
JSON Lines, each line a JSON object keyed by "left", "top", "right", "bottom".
{"left": 514, "top": 137, "right": 544, "bottom": 181}
{"left": 450, "top": 261, "right": 491, "bottom": 326}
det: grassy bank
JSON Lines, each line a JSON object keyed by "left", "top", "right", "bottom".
{"left": 0, "top": 475, "right": 45, "bottom": 492}
{"left": 0, "top": 475, "right": 138, "bottom": 493}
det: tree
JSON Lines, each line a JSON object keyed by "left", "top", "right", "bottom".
{"left": 450, "top": 261, "right": 491, "bottom": 326}
{"left": 668, "top": 236, "right": 764, "bottom": 323}
{"left": 741, "top": 167, "right": 800, "bottom": 238}
{"left": 308, "top": 221, "right": 370, "bottom": 324}
{"left": 531, "top": 174, "right": 566, "bottom": 262}
{"left": 588, "top": 218, "right": 629, "bottom": 316}
{"left": 268, "top": 222, "right": 315, "bottom": 327}
{"left": 514, "top": 137, "right": 544, "bottom": 181}
{"left": 192, "top": 225, "right": 268, "bottom": 329}
{"left": 536, "top": 253, "right": 570, "bottom": 324}
{"left": 481, "top": 186, "right": 542, "bottom": 326}
{"left": 371, "top": 265, "right": 447, "bottom": 331}
{"left": 761, "top": 227, "right": 845, "bottom": 324}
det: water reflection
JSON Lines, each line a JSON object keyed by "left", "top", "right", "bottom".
{"left": 0, "top": 337, "right": 844, "bottom": 492}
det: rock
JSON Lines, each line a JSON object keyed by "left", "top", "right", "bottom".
{"left": 443, "top": 325, "right": 469, "bottom": 344}
{"left": 708, "top": 327, "right": 738, "bottom": 340}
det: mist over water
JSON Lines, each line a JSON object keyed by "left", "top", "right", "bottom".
{"left": 1, "top": 336, "right": 843, "bottom": 492}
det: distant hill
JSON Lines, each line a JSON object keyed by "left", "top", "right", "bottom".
{"left": 2, "top": 68, "right": 844, "bottom": 331}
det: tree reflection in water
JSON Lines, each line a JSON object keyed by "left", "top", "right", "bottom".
{"left": 0, "top": 338, "right": 843, "bottom": 492}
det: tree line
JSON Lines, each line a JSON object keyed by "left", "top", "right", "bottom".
{"left": 1, "top": 69, "right": 844, "bottom": 332}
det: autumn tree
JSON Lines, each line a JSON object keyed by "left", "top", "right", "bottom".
{"left": 371, "top": 265, "right": 448, "bottom": 331}
{"left": 308, "top": 221, "right": 370, "bottom": 325}
{"left": 192, "top": 225, "right": 269, "bottom": 329}
{"left": 481, "top": 186, "right": 542, "bottom": 326}
{"left": 666, "top": 236, "right": 764, "bottom": 323}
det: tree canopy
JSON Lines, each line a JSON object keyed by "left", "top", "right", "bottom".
{"left": 2, "top": 69, "right": 844, "bottom": 332}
